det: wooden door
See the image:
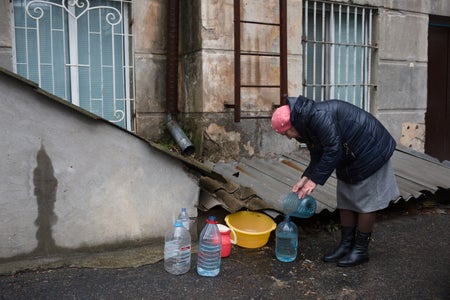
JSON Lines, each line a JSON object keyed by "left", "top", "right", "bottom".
{"left": 427, "top": 17, "right": 450, "bottom": 161}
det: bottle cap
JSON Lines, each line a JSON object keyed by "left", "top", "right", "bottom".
{"left": 206, "top": 216, "right": 217, "bottom": 224}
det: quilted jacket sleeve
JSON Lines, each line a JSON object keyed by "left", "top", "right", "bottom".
{"left": 302, "top": 110, "right": 343, "bottom": 185}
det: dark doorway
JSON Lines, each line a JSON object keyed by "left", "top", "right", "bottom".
{"left": 427, "top": 16, "right": 450, "bottom": 161}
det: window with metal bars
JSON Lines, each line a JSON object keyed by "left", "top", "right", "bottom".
{"left": 12, "top": 0, "right": 134, "bottom": 130}
{"left": 302, "top": 0, "right": 375, "bottom": 109}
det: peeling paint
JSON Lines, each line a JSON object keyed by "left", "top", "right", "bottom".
{"left": 244, "top": 140, "right": 255, "bottom": 156}
{"left": 203, "top": 123, "right": 241, "bottom": 162}
{"left": 400, "top": 122, "right": 425, "bottom": 152}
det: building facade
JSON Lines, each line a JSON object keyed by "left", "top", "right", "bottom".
{"left": 1, "top": 0, "right": 449, "bottom": 161}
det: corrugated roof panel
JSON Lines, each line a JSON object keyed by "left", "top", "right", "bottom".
{"left": 392, "top": 149, "right": 450, "bottom": 190}
{"left": 212, "top": 147, "right": 450, "bottom": 214}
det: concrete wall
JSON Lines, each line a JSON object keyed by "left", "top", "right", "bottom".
{"left": 0, "top": 0, "right": 12, "bottom": 70}
{"left": 368, "top": 0, "right": 429, "bottom": 146}
{"left": 349, "top": 0, "right": 449, "bottom": 149}
{"left": 0, "top": 69, "right": 199, "bottom": 263}
{"left": 133, "top": 0, "right": 168, "bottom": 141}
{"left": 177, "top": 0, "right": 303, "bottom": 159}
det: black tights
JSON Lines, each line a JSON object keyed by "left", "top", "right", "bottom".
{"left": 340, "top": 209, "right": 376, "bottom": 233}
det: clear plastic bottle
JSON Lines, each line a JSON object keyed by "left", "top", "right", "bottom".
{"left": 178, "top": 208, "right": 190, "bottom": 231}
{"left": 197, "top": 216, "right": 222, "bottom": 277}
{"left": 282, "top": 193, "right": 317, "bottom": 218}
{"left": 275, "top": 215, "right": 298, "bottom": 262}
{"left": 164, "top": 220, "right": 191, "bottom": 275}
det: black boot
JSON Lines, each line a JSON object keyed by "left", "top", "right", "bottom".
{"left": 323, "top": 226, "right": 356, "bottom": 262}
{"left": 337, "top": 231, "right": 371, "bottom": 267}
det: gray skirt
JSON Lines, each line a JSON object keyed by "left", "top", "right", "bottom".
{"left": 337, "top": 160, "right": 400, "bottom": 213}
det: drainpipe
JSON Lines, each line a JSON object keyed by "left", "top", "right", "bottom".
{"left": 166, "top": 0, "right": 194, "bottom": 156}
{"left": 167, "top": 114, "right": 194, "bottom": 156}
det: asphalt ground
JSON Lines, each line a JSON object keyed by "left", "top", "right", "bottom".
{"left": 0, "top": 200, "right": 449, "bottom": 300}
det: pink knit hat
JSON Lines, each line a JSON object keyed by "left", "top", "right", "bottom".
{"left": 271, "top": 105, "right": 292, "bottom": 133}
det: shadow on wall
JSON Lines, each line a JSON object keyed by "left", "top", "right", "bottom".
{"left": 33, "top": 143, "right": 58, "bottom": 256}
{"left": 2, "top": 144, "right": 80, "bottom": 263}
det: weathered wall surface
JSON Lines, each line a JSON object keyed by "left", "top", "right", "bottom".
{"left": 174, "top": 0, "right": 440, "bottom": 157}
{"left": 1, "top": 0, "right": 449, "bottom": 155}
{"left": 133, "top": 0, "right": 168, "bottom": 141}
{"left": 130, "top": 0, "right": 450, "bottom": 155}
{"left": 353, "top": 0, "right": 446, "bottom": 152}
{"left": 177, "top": 0, "right": 303, "bottom": 159}
{"left": 371, "top": 4, "right": 428, "bottom": 149}
{"left": 0, "top": 0, "right": 12, "bottom": 70}
{"left": 0, "top": 69, "right": 199, "bottom": 262}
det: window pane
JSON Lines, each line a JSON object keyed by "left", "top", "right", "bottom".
{"left": 52, "top": 30, "right": 67, "bottom": 99}
{"left": 303, "top": 1, "right": 373, "bottom": 109}
{"left": 13, "top": 0, "right": 134, "bottom": 130}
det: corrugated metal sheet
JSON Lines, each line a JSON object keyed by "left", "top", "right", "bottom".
{"left": 212, "top": 146, "right": 450, "bottom": 213}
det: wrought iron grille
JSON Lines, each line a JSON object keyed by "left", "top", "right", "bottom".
{"left": 302, "top": 0, "right": 376, "bottom": 109}
{"left": 13, "top": 0, "right": 135, "bottom": 130}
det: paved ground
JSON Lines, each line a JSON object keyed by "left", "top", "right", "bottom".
{"left": 0, "top": 203, "right": 449, "bottom": 299}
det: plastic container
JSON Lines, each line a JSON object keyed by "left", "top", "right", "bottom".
{"left": 282, "top": 193, "right": 317, "bottom": 218}
{"left": 178, "top": 208, "right": 190, "bottom": 231}
{"left": 197, "top": 216, "right": 222, "bottom": 277}
{"left": 164, "top": 220, "right": 191, "bottom": 275}
{"left": 224, "top": 211, "right": 276, "bottom": 248}
{"left": 275, "top": 215, "right": 298, "bottom": 262}
{"left": 217, "top": 224, "right": 236, "bottom": 258}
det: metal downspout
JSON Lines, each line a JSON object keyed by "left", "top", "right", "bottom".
{"left": 166, "top": 0, "right": 194, "bottom": 156}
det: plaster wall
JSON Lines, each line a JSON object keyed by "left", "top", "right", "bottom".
{"left": 177, "top": 0, "right": 304, "bottom": 157}
{"left": 349, "top": 1, "right": 446, "bottom": 146}
{"left": 0, "top": 70, "right": 199, "bottom": 262}
{"left": 372, "top": 6, "right": 429, "bottom": 144}
{"left": 0, "top": 0, "right": 12, "bottom": 70}
{"left": 193, "top": 0, "right": 303, "bottom": 116}
{"left": 133, "top": 0, "right": 168, "bottom": 141}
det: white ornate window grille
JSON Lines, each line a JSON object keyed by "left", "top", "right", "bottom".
{"left": 13, "top": 0, "right": 134, "bottom": 130}
{"left": 303, "top": 0, "right": 375, "bottom": 109}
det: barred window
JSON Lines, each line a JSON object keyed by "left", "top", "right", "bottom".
{"left": 302, "top": 0, "right": 375, "bottom": 109}
{"left": 13, "top": 0, "right": 134, "bottom": 130}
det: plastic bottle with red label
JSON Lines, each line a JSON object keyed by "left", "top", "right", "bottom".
{"left": 164, "top": 220, "right": 191, "bottom": 275}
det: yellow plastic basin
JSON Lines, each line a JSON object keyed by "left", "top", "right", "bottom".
{"left": 224, "top": 211, "right": 276, "bottom": 248}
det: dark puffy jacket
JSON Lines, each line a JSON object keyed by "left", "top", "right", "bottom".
{"left": 287, "top": 96, "right": 396, "bottom": 185}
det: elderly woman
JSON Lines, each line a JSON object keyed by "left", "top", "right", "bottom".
{"left": 271, "top": 95, "right": 399, "bottom": 267}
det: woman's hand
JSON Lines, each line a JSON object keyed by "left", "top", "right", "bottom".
{"left": 292, "top": 176, "right": 317, "bottom": 199}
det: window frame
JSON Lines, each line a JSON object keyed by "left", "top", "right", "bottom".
{"left": 11, "top": 0, "right": 135, "bottom": 131}
{"left": 302, "top": 0, "right": 375, "bottom": 110}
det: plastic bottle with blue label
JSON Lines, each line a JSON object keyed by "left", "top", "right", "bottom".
{"left": 164, "top": 220, "right": 191, "bottom": 275}
{"left": 178, "top": 208, "right": 190, "bottom": 231}
{"left": 197, "top": 216, "right": 222, "bottom": 277}
{"left": 275, "top": 215, "right": 298, "bottom": 262}
{"left": 282, "top": 193, "right": 317, "bottom": 218}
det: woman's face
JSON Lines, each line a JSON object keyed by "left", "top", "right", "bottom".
{"left": 281, "top": 127, "right": 300, "bottom": 139}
